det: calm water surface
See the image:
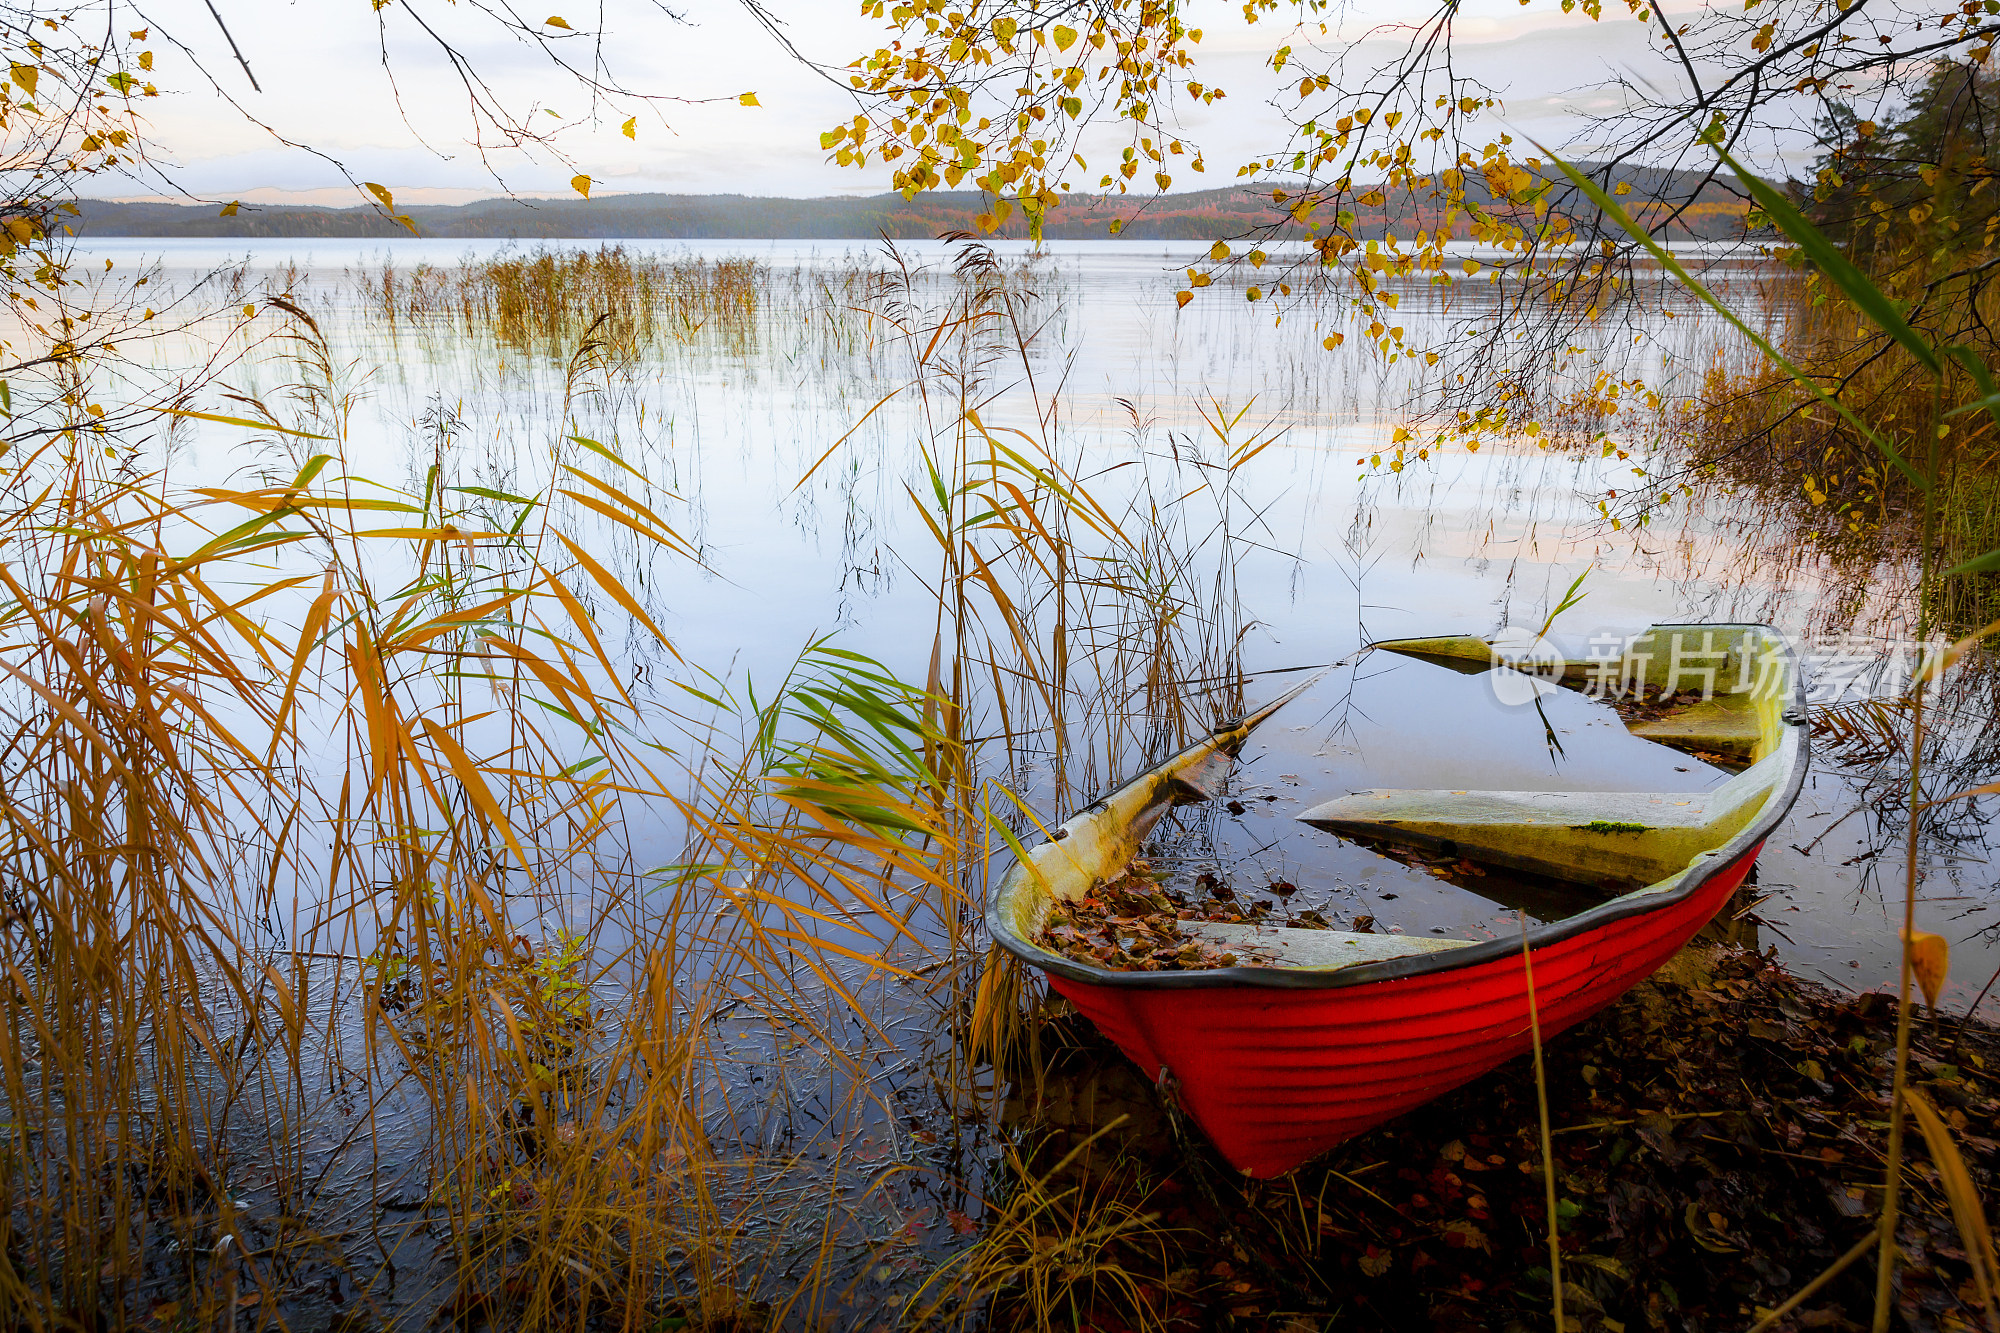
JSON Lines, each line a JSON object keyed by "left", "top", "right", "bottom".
{"left": 79, "top": 234, "right": 2000, "bottom": 1013}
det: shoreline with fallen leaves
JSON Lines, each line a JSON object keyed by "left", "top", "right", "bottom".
{"left": 983, "top": 942, "right": 1996, "bottom": 1332}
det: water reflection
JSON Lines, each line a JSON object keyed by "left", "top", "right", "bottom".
{"left": 78, "top": 234, "right": 2000, "bottom": 1012}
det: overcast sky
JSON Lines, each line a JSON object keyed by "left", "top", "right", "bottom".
{"left": 110, "top": 0, "right": 1706, "bottom": 206}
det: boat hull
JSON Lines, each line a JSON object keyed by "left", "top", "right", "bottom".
{"left": 1047, "top": 842, "right": 1759, "bottom": 1178}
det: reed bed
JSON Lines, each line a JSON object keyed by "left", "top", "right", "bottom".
{"left": 361, "top": 247, "right": 767, "bottom": 357}
{"left": 354, "top": 244, "right": 1070, "bottom": 369}
{"left": 0, "top": 241, "right": 1259, "bottom": 1331}
{"left": 1660, "top": 267, "right": 2000, "bottom": 630}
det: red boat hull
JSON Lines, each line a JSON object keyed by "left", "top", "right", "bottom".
{"left": 1048, "top": 843, "right": 1759, "bottom": 1178}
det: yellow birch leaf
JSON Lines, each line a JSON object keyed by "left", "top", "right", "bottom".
{"left": 1053, "top": 25, "right": 1078, "bottom": 50}
{"left": 622, "top": 117, "right": 636, "bottom": 139}
{"left": 739, "top": 92, "right": 760, "bottom": 106}
{"left": 363, "top": 182, "right": 395, "bottom": 212}
{"left": 1210, "top": 240, "right": 1231, "bottom": 262}
{"left": 1175, "top": 290, "right": 1192, "bottom": 308}
{"left": 220, "top": 201, "right": 240, "bottom": 217}
{"left": 9, "top": 64, "right": 36, "bottom": 97}
{"left": 571, "top": 174, "right": 592, "bottom": 198}
{"left": 1903, "top": 929, "right": 1948, "bottom": 1009}
{"left": 545, "top": 15, "right": 572, "bottom": 28}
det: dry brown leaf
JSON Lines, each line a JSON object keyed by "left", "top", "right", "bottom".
{"left": 1900, "top": 928, "right": 1948, "bottom": 1009}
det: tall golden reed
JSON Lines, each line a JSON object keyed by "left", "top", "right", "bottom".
{"left": 0, "top": 240, "right": 1258, "bottom": 1331}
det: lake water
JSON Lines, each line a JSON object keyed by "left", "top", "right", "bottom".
{"left": 43, "top": 229, "right": 1999, "bottom": 1326}
{"left": 77, "top": 233, "right": 1988, "bottom": 1010}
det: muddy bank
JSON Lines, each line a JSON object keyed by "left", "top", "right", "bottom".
{"left": 995, "top": 944, "right": 1998, "bottom": 1332}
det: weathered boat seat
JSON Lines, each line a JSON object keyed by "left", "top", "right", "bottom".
{"left": 1624, "top": 696, "right": 1764, "bottom": 758}
{"left": 1296, "top": 753, "right": 1785, "bottom": 886}
{"left": 1179, "top": 920, "right": 1473, "bottom": 968}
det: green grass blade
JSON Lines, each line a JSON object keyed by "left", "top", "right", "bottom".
{"left": 1944, "top": 547, "right": 2000, "bottom": 578}
{"left": 566, "top": 433, "right": 646, "bottom": 480}
{"left": 1717, "top": 147, "right": 1940, "bottom": 377}
{"left": 1941, "top": 347, "right": 2000, "bottom": 436}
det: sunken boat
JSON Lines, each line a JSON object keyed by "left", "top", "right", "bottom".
{"left": 989, "top": 623, "right": 1807, "bottom": 1177}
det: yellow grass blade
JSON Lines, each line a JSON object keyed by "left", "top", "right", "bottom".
{"left": 154, "top": 406, "right": 333, "bottom": 440}
{"left": 268, "top": 573, "right": 337, "bottom": 761}
{"left": 554, "top": 532, "right": 679, "bottom": 655}
{"left": 419, "top": 716, "right": 531, "bottom": 871}
{"left": 1905, "top": 1088, "right": 1998, "bottom": 1326}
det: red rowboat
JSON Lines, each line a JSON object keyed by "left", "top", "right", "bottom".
{"left": 989, "top": 623, "right": 1807, "bottom": 1178}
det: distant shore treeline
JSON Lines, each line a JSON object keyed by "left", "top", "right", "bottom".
{"left": 69, "top": 171, "right": 1750, "bottom": 242}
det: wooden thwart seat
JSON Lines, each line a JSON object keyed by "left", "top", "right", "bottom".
{"left": 1178, "top": 920, "right": 1473, "bottom": 969}
{"left": 1625, "top": 696, "right": 1764, "bottom": 758}
{"left": 1296, "top": 755, "right": 1786, "bottom": 886}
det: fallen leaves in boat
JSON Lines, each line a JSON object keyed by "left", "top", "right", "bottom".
{"left": 1355, "top": 836, "right": 1491, "bottom": 884}
{"left": 1039, "top": 862, "right": 1236, "bottom": 970}
{"left": 1038, "top": 861, "right": 1298, "bottom": 971}
{"left": 1599, "top": 684, "right": 1710, "bottom": 726}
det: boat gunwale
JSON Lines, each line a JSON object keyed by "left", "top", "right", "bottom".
{"left": 985, "top": 622, "right": 1811, "bottom": 991}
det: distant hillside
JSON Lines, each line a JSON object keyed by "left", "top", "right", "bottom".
{"left": 71, "top": 189, "right": 1263, "bottom": 242}
{"left": 70, "top": 170, "right": 1750, "bottom": 242}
